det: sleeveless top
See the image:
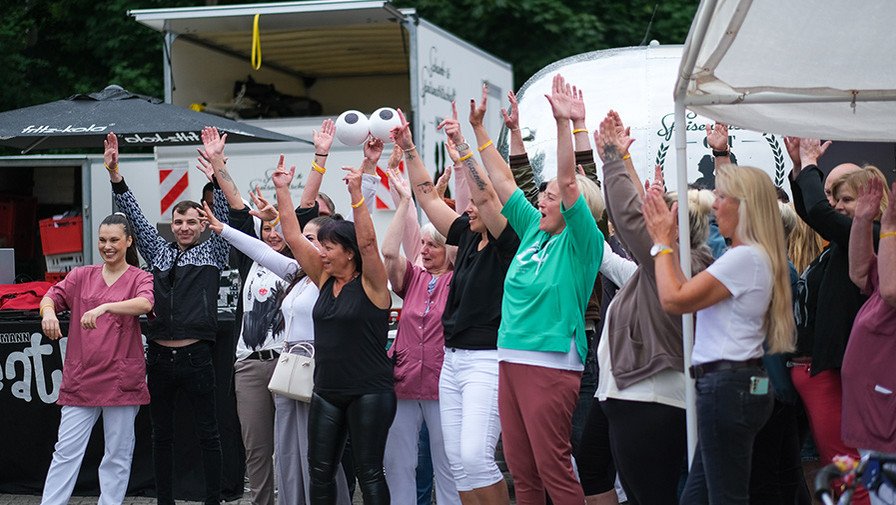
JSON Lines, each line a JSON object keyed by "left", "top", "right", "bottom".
{"left": 312, "top": 275, "right": 393, "bottom": 395}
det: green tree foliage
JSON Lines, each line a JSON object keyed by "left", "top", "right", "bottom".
{"left": 0, "top": 0, "right": 697, "bottom": 113}
{"left": 394, "top": 0, "right": 698, "bottom": 89}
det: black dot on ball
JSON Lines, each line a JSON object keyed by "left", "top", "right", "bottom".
{"left": 345, "top": 113, "right": 359, "bottom": 124}
{"left": 379, "top": 109, "right": 394, "bottom": 120}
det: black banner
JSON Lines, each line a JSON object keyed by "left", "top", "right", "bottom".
{"left": 0, "top": 313, "right": 244, "bottom": 500}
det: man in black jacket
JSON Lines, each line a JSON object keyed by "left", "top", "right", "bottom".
{"left": 104, "top": 133, "right": 230, "bottom": 505}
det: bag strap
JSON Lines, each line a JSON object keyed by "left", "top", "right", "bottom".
{"left": 283, "top": 341, "right": 314, "bottom": 358}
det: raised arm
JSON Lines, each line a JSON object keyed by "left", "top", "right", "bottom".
{"left": 298, "top": 119, "right": 335, "bottom": 208}
{"left": 445, "top": 137, "right": 472, "bottom": 213}
{"left": 104, "top": 133, "right": 165, "bottom": 262}
{"left": 198, "top": 127, "right": 242, "bottom": 209}
{"left": 343, "top": 166, "right": 391, "bottom": 309}
{"left": 849, "top": 178, "right": 883, "bottom": 289}
{"left": 465, "top": 86, "right": 518, "bottom": 204}
{"left": 544, "top": 74, "right": 579, "bottom": 209}
{"left": 502, "top": 91, "right": 539, "bottom": 206}
{"left": 272, "top": 155, "right": 325, "bottom": 286}
{"left": 391, "top": 109, "right": 459, "bottom": 238}
{"left": 432, "top": 99, "right": 508, "bottom": 238}
{"left": 385, "top": 145, "right": 422, "bottom": 263}
{"left": 880, "top": 183, "right": 896, "bottom": 306}
{"left": 705, "top": 122, "right": 731, "bottom": 167}
{"left": 643, "top": 188, "right": 732, "bottom": 314}
{"left": 382, "top": 167, "right": 412, "bottom": 293}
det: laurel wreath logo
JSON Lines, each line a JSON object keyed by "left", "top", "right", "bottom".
{"left": 655, "top": 141, "right": 669, "bottom": 168}
{"left": 763, "top": 134, "right": 787, "bottom": 187}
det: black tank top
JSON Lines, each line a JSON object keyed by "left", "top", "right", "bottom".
{"left": 312, "top": 275, "right": 393, "bottom": 394}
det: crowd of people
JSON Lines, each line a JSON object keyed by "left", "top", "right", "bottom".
{"left": 36, "top": 72, "right": 895, "bottom": 505}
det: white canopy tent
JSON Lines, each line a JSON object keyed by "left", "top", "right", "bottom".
{"left": 673, "top": 0, "right": 896, "bottom": 461}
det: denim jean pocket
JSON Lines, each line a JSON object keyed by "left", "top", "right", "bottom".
{"left": 188, "top": 352, "right": 213, "bottom": 368}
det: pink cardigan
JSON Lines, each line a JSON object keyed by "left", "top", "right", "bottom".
{"left": 45, "top": 264, "right": 153, "bottom": 406}
{"left": 390, "top": 260, "right": 453, "bottom": 400}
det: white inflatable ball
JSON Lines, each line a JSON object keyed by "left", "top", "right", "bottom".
{"left": 335, "top": 110, "right": 370, "bottom": 145}
{"left": 369, "top": 107, "right": 402, "bottom": 142}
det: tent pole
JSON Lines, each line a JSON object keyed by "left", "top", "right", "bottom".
{"left": 673, "top": 99, "right": 698, "bottom": 465}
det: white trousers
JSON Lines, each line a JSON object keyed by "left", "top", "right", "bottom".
{"left": 41, "top": 404, "right": 140, "bottom": 505}
{"left": 439, "top": 348, "right": 504, "bottom": 492}
{"left": 384, "top": 399, "right": 461, "bottom": 505}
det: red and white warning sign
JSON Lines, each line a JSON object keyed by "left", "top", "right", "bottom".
{"left": 158, "top": 161, "right": 190, "bottom": 217}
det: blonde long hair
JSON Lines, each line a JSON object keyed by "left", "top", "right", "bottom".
{"left": 787, "top": 203, "right": 825, "bottom": 275}
{"left": 833, "top": 165, "right": 889, "bottom": 220}
{"left": 716, "top": 165, "right": 795, "bottom": 354}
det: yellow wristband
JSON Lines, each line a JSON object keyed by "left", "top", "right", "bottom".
{"left": 459, "top": 152, "right": 473, "bottom": 162}
{"left": 39, "top": 304, "right": 54, "bottom": 317}
{"left": 104, "top": 162, "right": 118, "bottom": 171}
{"left": 477, "top": 140, "right": 493, "bottom": 152}
{"left": 267, "top": 214, "right": 280, "bottom": 227}
{"left": 572, "top": 128, "right": 588, "bottom": 134}
{"left": 622, "top": 154, "right": 631, "bottom": 160}
{"left": 881, "top": 231, "right": 896, "bottom": 239}
{"left": 351, "top": 196, "right": 365, "bottom": 209}
{"left": 312, "top": 161, "right": 326, "bottom": 174}
{"left": 655, "top": 249, "right": 673, "bottom": 258}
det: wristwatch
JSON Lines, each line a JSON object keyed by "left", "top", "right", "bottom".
{"left": 650, "top": 243, "right": 672, "bottom": 258}
{"left": 454, "top": 142, "right": 470, "bottom": 152}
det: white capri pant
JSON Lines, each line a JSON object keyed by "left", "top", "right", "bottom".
{"left": 384, "top": 399, "right": 460, "bottom": 505}
{"left": 439, "top": 347, "right": 504, "bottom": 492}
{"left": 42, "top": 404, "right": 140, "bottom": 505}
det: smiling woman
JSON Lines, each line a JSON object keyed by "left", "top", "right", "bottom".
{"left": 37, "top": 213, "right": 154, "bottom": 505}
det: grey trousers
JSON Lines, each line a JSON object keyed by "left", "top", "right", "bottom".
{"left": 234, "top": 358, "right": 278, "bottom": 505}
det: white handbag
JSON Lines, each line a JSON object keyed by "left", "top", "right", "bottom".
{"left": 267, "top": 342, "right": 315, "bottom": 402}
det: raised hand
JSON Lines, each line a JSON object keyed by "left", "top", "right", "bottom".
{"left": 705, "top": 122, "right": 729, "bottom": 152}
{"left": 501, "top": 90, "right": 520, "bottom": 130}
{"left": 342, "top": 166, "right": 364, "bottom": 202}
{"left": 200, "top": 126, "right": 227, "bottom": 162}
{"left": 363, "top": 136, "right": 385, "bottom": 164}
{"left": 435, "top": 165, "right": 453, "bottom": 198}
{"left": 103, "top": 133, "right": 119, "bottom": 170}
{"left": 883, "top": 182, "right": 896, "bottom": 229}
{"left": 271, "top": 154, "right": 295, "bottom": 189}
{"left": 784, "top": 136, "right": 802, "bottom": 174}
{"left": 595, "top": 112, "right": 627, "bottom": 162}
{"left": 195, "top": 150, "right": 215, "bottom": 182}
{"left": 799, "top": 138, "right": 832, "bottom": 167}
{"left": 570, "top": 86, "right": 586, "bottom": 124}
{"left": 387, "top": 144, "right": 403, "bottom": 171}
{"left": 469, "top": 83, "right": 488, "bottom": 128}
{"left": 437, "top": 102, "right": 465, "bottom": 146}
{"left": 646, "top": 164, "right": 666, "bottom": 194}
{"left": 198, "top": 200, "right": 225, "bottom": 233}
{"left": 388, "top": 166, "right": 413, "bottom": 202}
{"left": 80, "top": 305, "right": 106, "bottom": 329}
{"left": 445, "top": 136, "right": 461, "bottom": 164}
{"left": 544, "top": 74, "right": 574, "bottom": 121}
{"left": 390, "top": 109, "right": 414, "bottom": 151}
{"left": 642, "top": 189, "right": 676, "bottom": 246}
{"left": 248, "top": 186, "right": 278, "bottom": 222}
{"left": 313, "top": 118, "right": 336, "bottom": 155}
{"left": 854, "top": 177, "right": 884, "bottom": 222}
{"left": 609, "top": 110, "right": 635, "bottom": 153}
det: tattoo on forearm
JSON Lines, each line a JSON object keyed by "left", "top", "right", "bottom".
{"left": 465, "top": 160, "right": 487, "bottom": 191}
{"left": 406, "top": 152, "right": 416, "bottom": 161}
{"left": 418, "top": 181, "right": 434, "bottom": 194}
{"left": 218, "top": 168, "right": 233, "bottom": 183}
{"left": 603, "top": 145, "right": 622, "bottom": 162}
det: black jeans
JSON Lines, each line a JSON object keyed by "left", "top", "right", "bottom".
{"left": 146, "top": 341, "right": 222, "bottom": 505}
{"left": 308, "top": 390, "right": 396, "bottom": 505}
{"left": 602, "top": 398, "right": 687, "bottom": 505}
{"left": 680, "top": 366, "right": 774, "bottom": 505}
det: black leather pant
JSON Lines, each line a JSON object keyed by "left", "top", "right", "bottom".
{"left": 308, "top": 390, "right": 396, "bottom": 505}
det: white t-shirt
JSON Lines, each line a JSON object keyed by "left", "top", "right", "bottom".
{"left": 596, "top": 298, "right": 687, "bottom": 408}
{"left": 692, "top": 245, "right": 772, "bottom": 366}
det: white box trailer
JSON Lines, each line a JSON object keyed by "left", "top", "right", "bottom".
{"left": 121, "top": 0, "right": 513, "bottom": 257}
